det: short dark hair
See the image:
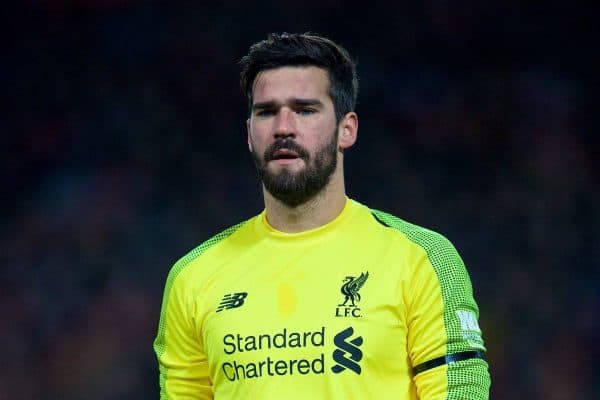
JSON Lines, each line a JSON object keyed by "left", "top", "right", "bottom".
{"left": 240, "top": 32, "right": 358, "bottom": 122}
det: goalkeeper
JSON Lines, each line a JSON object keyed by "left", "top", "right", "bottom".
{"left": 154, "top": 32, "right": 491, "bottom": 399}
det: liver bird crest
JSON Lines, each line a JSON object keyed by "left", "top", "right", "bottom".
{"left": 339, "top": 272, "right": 369, "bottom": 307}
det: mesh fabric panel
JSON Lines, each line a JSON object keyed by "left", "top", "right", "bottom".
{"left": 154, "top": 220, "right": 248, "bottom": 398}
{"left": 370, "top": 209, "right": 490, "bottom": 399}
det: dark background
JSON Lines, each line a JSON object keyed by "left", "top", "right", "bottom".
{"left": 3, "top": 1, "right": 598, "bottom": 399}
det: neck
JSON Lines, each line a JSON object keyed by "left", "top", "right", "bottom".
{"left": 263, "top": 169, "right": 347, "bottom": 233}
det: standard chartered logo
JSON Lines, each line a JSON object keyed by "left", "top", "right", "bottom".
{"left": 220, "top": 326, "right": 363, "bottom": 381}
{"left": 331, "top": 327, "right": 363, "bottom": 374}
{"left": 221, "top": 328, "right": 325, "bottom": 381}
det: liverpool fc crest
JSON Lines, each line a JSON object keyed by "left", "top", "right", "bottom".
{"left": 336, "top": 272, "right": 369, "bottom": 318}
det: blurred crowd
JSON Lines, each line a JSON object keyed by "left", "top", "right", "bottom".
{"left": 3, "top": 1, "right": 597, "bottom": 399}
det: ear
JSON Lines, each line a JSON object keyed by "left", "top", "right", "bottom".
{"left": 337, "top": 112, "right": 358, "bottom": 150}
{"left": 246, "top": 118, "right": 253, "bottom": 152}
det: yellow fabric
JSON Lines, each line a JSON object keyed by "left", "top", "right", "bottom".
{"left": 154, "top": 198, "right": 488, "bottom": 399}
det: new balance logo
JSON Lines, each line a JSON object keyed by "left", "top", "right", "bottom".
{"left": 216, "top": 292, "right": 248, "bottom": 312}
{"left": 331, "top": 327, "right": 363, "bottom": 375}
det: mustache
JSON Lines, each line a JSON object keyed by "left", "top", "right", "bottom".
{"left": 264, "top": 139, "right": 310, "bottom": 161}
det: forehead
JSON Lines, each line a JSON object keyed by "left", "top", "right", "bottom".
{"left": 252, "top": 66, "right": 331, "bottom": 103}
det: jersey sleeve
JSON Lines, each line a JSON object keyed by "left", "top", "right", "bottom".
{"left": 154, "top": 266, "right": 212, "bottom": 399}
{"left": 405, "top": 232, "right": 490, "bottom": 400}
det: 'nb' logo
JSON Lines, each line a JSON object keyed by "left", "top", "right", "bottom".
{"left": 331, "top": 327, "right": 363, "bottom": 374}
{"left": 216, "top": 292, "right": 248, "bottom": 312}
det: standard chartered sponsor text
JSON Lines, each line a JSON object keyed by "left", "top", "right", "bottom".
{"left": 221, "top": 327, "right": 325, "bottom": 381}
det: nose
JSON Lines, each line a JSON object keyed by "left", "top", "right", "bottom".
{"left": 273, "top": 107, "right": 296, "bottom": 139}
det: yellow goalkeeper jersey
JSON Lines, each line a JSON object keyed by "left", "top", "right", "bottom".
{"left": 154, "top": 198, "right": 490, "bottom": 399}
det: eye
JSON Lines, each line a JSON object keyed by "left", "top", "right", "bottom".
{"left": 296, "top": 107, "right": 317, "bottom": 115}
{"left": 255, "top": 109, "right": 275, "bottom": 117}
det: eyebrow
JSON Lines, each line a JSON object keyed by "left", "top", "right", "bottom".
{"left": 252, "top": 98, "right": 324, "bottom": 111}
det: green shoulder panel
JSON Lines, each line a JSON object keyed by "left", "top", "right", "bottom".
{"left": 153, "top": 220, "right": 249, "bottom": 396}
{"left": 370, "top": 209, "right": 490, "bottom": 399}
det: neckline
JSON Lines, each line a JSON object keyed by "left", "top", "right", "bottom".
{"left": 255, "top": 198, "right": 358, "bottom": 242}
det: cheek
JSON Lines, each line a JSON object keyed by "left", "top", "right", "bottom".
{"left": 249, "top": 120, "right": 270, "bottom": 140}
{"left": 248, "top": 132, "right": 268, "bottom": 156}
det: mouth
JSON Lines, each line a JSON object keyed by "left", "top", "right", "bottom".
{"left": 271, "top": 149, "right": 300, "bottom": 161}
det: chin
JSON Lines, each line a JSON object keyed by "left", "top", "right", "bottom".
{"left": 268, "top": 163, "right": 304, "bottom": 174}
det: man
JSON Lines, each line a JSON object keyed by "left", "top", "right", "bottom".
{"left": 154, "top": 32, "right": 491, "bottom": 399}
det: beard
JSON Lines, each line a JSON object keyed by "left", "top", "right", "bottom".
{"left": 252, "top": 130, "right": 339, "bottom": 208}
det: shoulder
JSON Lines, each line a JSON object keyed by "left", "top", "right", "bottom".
{"left": 164, "top": 218, "right": 253, "bottom": 288}
{"left": 367, "top": 207, "right": 477, "bottom": 313}
{"left": 369, "top": 208, "right": 456, "bottom": 251}
{"left": 368, "top": 206, "right": 466, "bottom": 274}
